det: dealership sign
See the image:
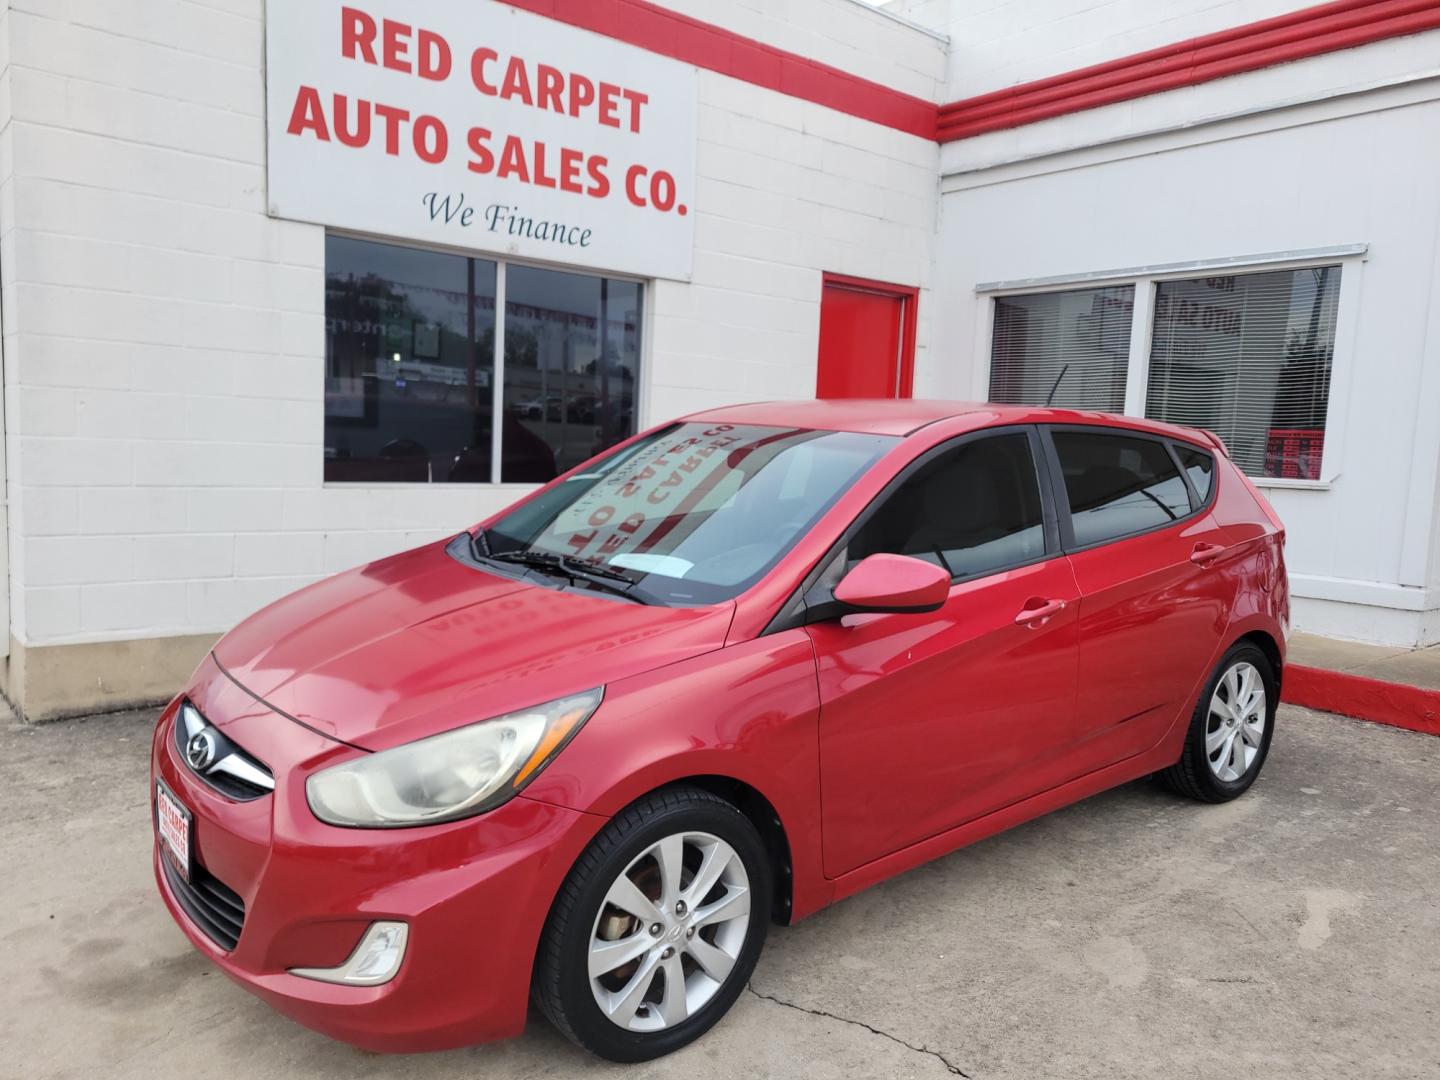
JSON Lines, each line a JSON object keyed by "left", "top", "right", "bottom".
{"left": 265, "top": 0, "right": 699, "bottom": 280}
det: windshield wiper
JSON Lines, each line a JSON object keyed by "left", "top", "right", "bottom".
{"left": 486, "top": 551, "right": 656, "bottom": 605}
{"left": 559, "top": 559, "right": 635, "bottom": 583}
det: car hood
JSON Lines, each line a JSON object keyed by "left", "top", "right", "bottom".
{"left": 212, "top": 540, "right": 735, "bottom": 751}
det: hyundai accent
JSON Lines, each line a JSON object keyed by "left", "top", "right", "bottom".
{"left": 151, "top": 400, "right": 1288, "bottom": 1061}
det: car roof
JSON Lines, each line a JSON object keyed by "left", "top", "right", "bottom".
{"left": 682, "top": 399, "right": 1217, "bottom": 447}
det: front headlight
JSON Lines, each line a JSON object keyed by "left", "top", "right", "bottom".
{"left": 306, "top": 688, "right": 603, "bottom": 828}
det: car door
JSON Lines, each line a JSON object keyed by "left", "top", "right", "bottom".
{"left": 1042, "top": 427, "right": 1239, "bottom": 777}
{"left": 803, "top": 428, "right": 1081, "bottom": 879}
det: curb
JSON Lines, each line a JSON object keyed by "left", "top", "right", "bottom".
{"left": 1282, "top": 664, "right": 1440, "bottom": 736}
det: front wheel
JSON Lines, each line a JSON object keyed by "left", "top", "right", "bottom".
{"left": 533, "top": 786, "right": 772, "bottom": 1062}
{"left": 1161, "top": 643, "right": 1277, "bottom": 802}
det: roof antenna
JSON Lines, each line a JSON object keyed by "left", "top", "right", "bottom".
{"left": 1044, "top": 364, "right": 1070, "bottom": 407}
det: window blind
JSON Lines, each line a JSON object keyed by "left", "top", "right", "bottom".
{"left": 1146, "top": 266, "right": 1339, "bottom": 480}
{"left": 989, "top": 285, "right": 1134, "bottom": 412}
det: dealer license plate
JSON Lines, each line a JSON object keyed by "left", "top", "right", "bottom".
{"left": 156, "top": 780, "right": 192, "bottom": 882}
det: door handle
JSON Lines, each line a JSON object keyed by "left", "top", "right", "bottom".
{"left": 1015, "top": 598, "right": 1066, "bottom": 626}
{"left": 1190, "top": 542, "right": 1227, "bottom": 566}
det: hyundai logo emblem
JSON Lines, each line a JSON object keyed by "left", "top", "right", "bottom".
{"left": 186, "top": 729, "right": 218, "bottom": 772}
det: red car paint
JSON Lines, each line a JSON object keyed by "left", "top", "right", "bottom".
{"left": 831, "top": 552, "right": 951, "bottom": 611}
{"left": 151, "top": 401, "right": 1287, "bottom": 1052}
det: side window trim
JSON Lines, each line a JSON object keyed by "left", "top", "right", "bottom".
{"left": 1027, "top": 426, "right": 1065, "bottom": 557}
{"left": 1163, "top": 439, "right": 1201, "bottom": 512}
{"left": 1038, "top": 425, "right": 1074, "bottom": 551}
{"left": 763, "top": 424, "right": 1060, "bottom": 634}
{"left": 1170, "top": 441, "right": 1217, "bottom": 513}
{"left": 1039, "top": 424, "right": 1218, "bottom": 555}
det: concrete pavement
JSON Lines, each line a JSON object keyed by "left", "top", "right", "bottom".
{"left": 3, "top": 705, "right": 1436, "bottom": 1079}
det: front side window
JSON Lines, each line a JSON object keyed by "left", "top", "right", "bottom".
{"left": 849, "top": 433, "right": 1047, "bottom": 579}
{"left": 989, "top": 285, "right": 1134, "bottom": 412}
{"left": 324, "top": 234, "right": 641, "bottom": 484}
{"left": 1146, "top": 266, "right": 1339, "bottom": 479}
{"left": 1052, "top": 430, "right": 1192, "bottom": 547}
{"left": 482, "top": 422, "right": 897, "bottom": 605}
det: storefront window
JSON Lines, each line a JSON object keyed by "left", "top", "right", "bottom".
{"left": 323, "top": 234, "right": 641, "bottom": 484}
{"left": 988, "top": 285, "right": 1134, "bottom": 412}
{"left": 1146, "top": 266, "right": 1339, "bottom": 480}
{"left": 502, "top": 266, "right": 641, "bottom": 482}
{"left": 985, "top": 260, "right": 1343, "bottom": 482}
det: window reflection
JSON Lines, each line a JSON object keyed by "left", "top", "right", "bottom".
{"left": 1053, "top": 431, "right": 1193, "bottom": 547}
{"left": 1147, "top": 266, "right": 1339, "bottom": 479}
{"left": 503, "top": 266, "right": 641, "bottom": 482}
{"left": 848, "top": 434, "right": 1046, "bottom": 579}
{"left": 323, "top": 234, "right": 641, "bottom": 484}
{"left": 1176, "top": 446, "right": 1215, "bottom": 502}
{"left": 324, "top": 237, "right": 496, "bottom": 483}
{"left": 990, "top": 285, "right": 1134, "bottom": 412}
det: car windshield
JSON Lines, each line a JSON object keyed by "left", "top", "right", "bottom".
{"left": 480, "top": 422, "right": 897, "bottom": 605}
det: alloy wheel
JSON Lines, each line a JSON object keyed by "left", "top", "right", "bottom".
{"left": 587, "top": 831, "right": 751, "bottom": 1032}
{"left": 1206, "top": 661, "right": 1267, "bottom": 782}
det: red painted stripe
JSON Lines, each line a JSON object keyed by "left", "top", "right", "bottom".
{"left": 938, "top": 0, "right": 1440, "bottom": 142}
{"left": 495, "top": 0, "right": 1440, "bottom": 145}
{"left": 1282, "top": 664, "right": 1440, "bottom": 736}
{"left": 497, "top": 0, "right": 939, "bottom": 139}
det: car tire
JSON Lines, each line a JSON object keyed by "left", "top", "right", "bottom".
{"left": 533, "top": 786, "right": 772, "bottom": 1062}
{"left": 1161, "top": 642, "right": 1278, "bottom": 803}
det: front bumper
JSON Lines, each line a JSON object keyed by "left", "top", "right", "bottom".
{"left": 149, "top": 660, "right": 605, "bottom": 1052}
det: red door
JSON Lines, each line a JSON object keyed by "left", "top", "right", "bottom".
{"left": 810, "top": 560, "right": 1081, "bottom": 877}
{"left": 1062, "top": 517, "right": 1238, "bottom": 776}
{"left": 816, "top": 274, "right": 917, "bottom": 399}
{"left": 805, "top": 431, "right": 1079, "bottom": 878}
{"left": 1044, "top": 428, "right": 1240, "bottom": 777}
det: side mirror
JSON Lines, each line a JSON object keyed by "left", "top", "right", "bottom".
{"left": 830, "top": 554, "right": 951, "bottom": 615}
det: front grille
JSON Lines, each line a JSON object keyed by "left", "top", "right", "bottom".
{"left": 161, "top": 855, "right": 246, "bottom": 952}
{"left": 174, "top": 701, "right": 274, "bottom": 801}
{"left": 191, "top": 760, "right": 270, "bottom": 801}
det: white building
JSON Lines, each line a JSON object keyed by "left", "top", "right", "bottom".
{"left": 1, "top": 0, "right": 1437, "bottom": 719}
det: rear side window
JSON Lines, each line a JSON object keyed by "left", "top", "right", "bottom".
{"left": 1052, "top": 431, "right": 1192, "bottom": 547}
{"left": 849, "top": 433, "right": 1046, "bottom": 579}
{"left": 1175, "top": 445, "right": 1215, "bottom": 503}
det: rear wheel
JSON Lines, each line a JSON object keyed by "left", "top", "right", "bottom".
{"left": 1161, "top": 643, "right": 1277, "bottom": 802}
{"left": 533, "top": 786, "right": 771, "bottom": 1061}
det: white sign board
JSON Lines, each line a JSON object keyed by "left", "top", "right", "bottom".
{"left": 265, "top": 0, "right": 698, "bottom": 280}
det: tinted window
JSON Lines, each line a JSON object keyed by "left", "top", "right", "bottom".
{"left": 502, "top": 266, "right": 641, "bottom": 481}
{"left": 325, "top": 236, "right": 496, "bottom": 483}
{"left": 849, "top": 434, "right": 1046, "bottom": 579}
{"left": 1052, "top": 431, "right": 1192, "bottom": 547}
{"left": 323, "top": 233, "right": 641, "bottom": 485}
{"left": 1175, "top": 445, "right": 1215, "bottom": 503}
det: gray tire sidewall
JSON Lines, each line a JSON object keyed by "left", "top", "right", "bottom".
{"left": 549, "top": 796, "right": 772, "bottom": 1061}
{"left": 1192, "top": 644, "right": 1278, "bottom": 798}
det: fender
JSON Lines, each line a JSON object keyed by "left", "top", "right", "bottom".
{"left": 522, "top": 629, "right": 834, "bottom": 921}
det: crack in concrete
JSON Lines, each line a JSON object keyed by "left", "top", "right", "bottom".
{"left": 746, "top": 983, "right": 972, "bottom": 1077}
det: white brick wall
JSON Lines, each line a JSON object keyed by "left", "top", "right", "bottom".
{"left": 0, "top": 0, "right": 942, "bottom": 648}
{"left": 651, "top": 63, "right": 941, "bottom": 419}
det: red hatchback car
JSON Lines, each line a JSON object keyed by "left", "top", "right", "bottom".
{"left": 151, "top": 400, "right": 1288, "bottom": 1061}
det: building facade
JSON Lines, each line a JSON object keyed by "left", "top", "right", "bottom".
{"left": 1, "top": 0, "right": 1437, "bottom": 719}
